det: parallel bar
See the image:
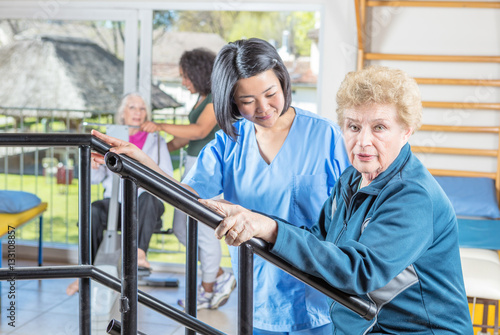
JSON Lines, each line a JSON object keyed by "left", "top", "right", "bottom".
{"left": 105, "top": 152, "right": 378, "bottom": 320}
{"left": 416, "top": 78, "right": 500, "bottom": 86}
{"left": 422, "top": 101, "right": 500, "bottom": 110}
{"left": 412, "top": 146, "right": 497, "bottom": 157}
{"left": 365, "top": 53, "right": 500, "bottom": 63}
{"left": 0, "top": 265, "right": 93, "bottom": 280}
{"left": 0, "top": 134, "right": 226, "bottom": 335}
{"left": 428, "top": 169, "right": 497, "bottom": 179}
{"left": 419, "top": 124, "right": 500, "bottom": 133}
{"left": 238, "top": 244, "right": 254, "bottom": 335}
{"left": 185, "top": 216, "right": 198, "bottom": 335}
{"left": 367, "top": 1, "right": 500, "bottom": 8}
{"left": 0, "top": 133, "right": 92, "bottom": 146}
{"left": 121, "top": 178, "right": 139, "bottom": 335}
{"left": 107, "top": 319, "right": 148, "bottom": 335}
{"left": 78, "top": 145, "right": 92, "bottom": 335}
{"left": 38, "top": 216, "right": 43, "bottom": 266}
{"left": 0, "top": 266, "right": 225, "bottom": 335}
{"left": 94, "top": 267, "right": 225, "bottom": 335}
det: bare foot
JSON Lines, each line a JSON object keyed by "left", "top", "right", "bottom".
{"left": 66, "top": 279, "right": 79, "bottom": 296}
{"left": 138, "top": 248, "right": 151, "bottom": 269}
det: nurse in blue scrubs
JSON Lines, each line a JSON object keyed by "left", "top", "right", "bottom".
{"left": 92, "top": 38, "right": 350, "bottom": 335}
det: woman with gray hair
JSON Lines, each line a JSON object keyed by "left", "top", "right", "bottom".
{"left": 67, "top": 93, "right": 173, "bottom": 295}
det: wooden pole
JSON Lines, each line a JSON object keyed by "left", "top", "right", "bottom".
{"left": 419, "top": 125, "right": 500, "bottom": 133}
{"left": 416, "top": 78, "right": 500, "bottom": 87}
{"left": 412, "top": 146, "right": 498, "bottom": 157}
{"left": 367, "top": 1, "right": 500, "bottom": 9}
{"left": 422, "top": 101, "right": 500, "bottom": 110}
{"left": 365, "top": 53, "right": 500, "bottom": 63}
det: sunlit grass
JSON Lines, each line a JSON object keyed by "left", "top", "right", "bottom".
{"left": 0, "top": 170, "right": 231, "bottom": 268}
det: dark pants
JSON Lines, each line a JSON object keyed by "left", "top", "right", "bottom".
{"left": 91, "top": 192, "right": 164, "bottom": 263}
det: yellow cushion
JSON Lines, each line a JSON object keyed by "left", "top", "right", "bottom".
{"left": 0, "top": 202, "right": 48, "bottom": 237}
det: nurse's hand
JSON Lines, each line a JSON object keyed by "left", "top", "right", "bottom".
{"left": 140, "top": 121, "right": 160, "bottom": 133}
{"left": 91, "top": 129, "right": 161, "bottom": 175}
{"left": 200, "top": 199, "right": 278, "bottom": 246}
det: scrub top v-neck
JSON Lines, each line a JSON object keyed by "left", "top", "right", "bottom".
{"left": 248, "top": 110, "right": 294, "bottom": 167}
{"left": 183, "top": 106, "right": 350, "bottom": 332}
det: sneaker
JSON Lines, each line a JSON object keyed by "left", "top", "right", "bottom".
{"left": 210, "top": 272, "right": 237, "bottom": 309}
{"left": 177, "top": 285, "right": 213, "bottom": 310}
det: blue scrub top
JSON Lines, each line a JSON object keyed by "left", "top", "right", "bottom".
{"left": 183, "top": 107, "right": 350, "bottom": 332}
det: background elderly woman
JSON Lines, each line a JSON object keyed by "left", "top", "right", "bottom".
{"left": 203, "top": 66, "right": 473, "bottom": 334}
{"left": 67, "top": 93, "right": 174, "bottom": 295}
{"left": 92, "top": 93, "right": 174, "bottom": 270}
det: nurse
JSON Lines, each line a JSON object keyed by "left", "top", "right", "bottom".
{"left": 92, "top": 37, "right": 350, "bottom": 334}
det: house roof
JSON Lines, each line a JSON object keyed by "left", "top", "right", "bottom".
{"left": 0, "top": 35, "right": 181, "bottom": 119}
{"left": 152, "top": 31, "right": 226, "bottom": 82}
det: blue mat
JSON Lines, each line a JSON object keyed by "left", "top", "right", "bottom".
{"left": 458, "top": 218, "right": 500, "bottom": 250}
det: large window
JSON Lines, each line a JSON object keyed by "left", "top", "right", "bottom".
{"left": 0, "top": 3, "right": 323, "bottom": 265}
{"left": 150, "top": 10, "right": 320, "bottom": 115}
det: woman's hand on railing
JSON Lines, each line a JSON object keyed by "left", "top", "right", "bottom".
{"left": 91, "top": 129, "right": 159, "bottom": 172}
{"left": 200, "top": 199, "right": 278, "bottom": 246}
{"left": 92, "top": 129, "right": 199, "bottom": 195}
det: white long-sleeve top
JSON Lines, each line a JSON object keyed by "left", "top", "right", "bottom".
{"left": 92, "top": 132, "right": 173, "bottom": 200}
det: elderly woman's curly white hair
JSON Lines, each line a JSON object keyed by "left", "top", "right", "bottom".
{"left": 336, "top": 66, "right": 422, "bottom": 132}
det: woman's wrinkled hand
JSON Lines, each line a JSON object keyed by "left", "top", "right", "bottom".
{"left": 199, "top": 199, "right": 278, "bottom": 246}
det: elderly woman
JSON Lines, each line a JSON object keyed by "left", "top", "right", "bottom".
{"left": 67, "top": 93, "right": 174, "bottom": 296}
{"left": 90, "top": 93, "right": 173, "bottom": 270}
{"left": 202, "top": 66, "right": 473, "bottom": 334}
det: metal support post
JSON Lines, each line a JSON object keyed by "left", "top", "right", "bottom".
{"left": 186, "top": 216, "right": 198, "bottom": 335}
{"left": 79, "top": 145, "right": 91, "bottom": 335}
{"left": 238, "top": 243, "right": 254, "bottom": 335}
{"left": 121, "top": 178, "right": 138, "bottom": 335}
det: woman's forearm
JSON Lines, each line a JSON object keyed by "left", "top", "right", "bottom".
{"left": 167, "top": 137, "right": 190, "bottom": 152}
{"left": 159, "top": 123, "right": 212, "bottom": 140}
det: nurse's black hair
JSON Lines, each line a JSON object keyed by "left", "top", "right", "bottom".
{"left": 211, "top": 38, "right": 292, "bottom": 140}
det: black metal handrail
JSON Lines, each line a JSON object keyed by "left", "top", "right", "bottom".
{"left": 0, "top": 133, "right": 377, "bottom": 335}
{"left": 102, "top": 148, "right": 377, "bottom": 321}
{"left": 0, "top": 133, "right": 225, "bottom": 335}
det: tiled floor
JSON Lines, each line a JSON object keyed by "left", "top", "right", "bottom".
{"left": 0, "top": 258, "right": 238, "bottom": 335}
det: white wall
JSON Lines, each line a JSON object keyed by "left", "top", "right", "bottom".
{"left": 362, "top": 6, "right": 500, "bottom": 172}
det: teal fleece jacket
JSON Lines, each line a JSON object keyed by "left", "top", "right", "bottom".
{"left": 272, "top": 143, "right": 472, "bottom": 334}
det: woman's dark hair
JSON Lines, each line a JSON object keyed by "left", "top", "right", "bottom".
{"left": 211, "top": 38, "right": 292, "bottom": 140}
{"left": 179, "top": 48, "right": 216, "bottom": 96}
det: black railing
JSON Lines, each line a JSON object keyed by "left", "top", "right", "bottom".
{"left": 0, "top": 133, "right": 377, "bottom": 335}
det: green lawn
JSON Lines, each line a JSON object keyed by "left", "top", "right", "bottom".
{"left": 0, "top": 170, "right": 231, "bottom": 267}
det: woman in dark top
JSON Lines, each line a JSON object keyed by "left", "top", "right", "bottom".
{"left": 141, "top": 48, "right": 234, "bottom": 310}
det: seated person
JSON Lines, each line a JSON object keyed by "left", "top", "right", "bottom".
{"left": 67, "top": 92, "right": 173, "bottom": 296}
{"left": 202, "top": 66, "right": 474, "bottom": 334}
